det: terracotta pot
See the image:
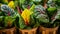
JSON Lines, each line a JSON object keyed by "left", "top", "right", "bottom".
{"left": 19, "top": 28, "right": 37, "bottom": 34}
{"left": 39, "top": 26, "right": 59, "bottom": 34}
{"left": 0, "top": 27, "right": 16, "bottom": 34}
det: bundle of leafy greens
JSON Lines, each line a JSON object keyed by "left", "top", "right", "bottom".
{"left": 35, "top": 4, "right": 60, "bottom": 28}
{"left": 0, "top": 5, "right": 17, "bottom": 29}
{"left": 15, "top": 4, "right": 40, "bottom": 29}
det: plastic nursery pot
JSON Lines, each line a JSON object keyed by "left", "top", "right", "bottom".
{"left": 39, "top": 26, "right": 59, "bottom": 34}
{"left": 19, "top": 28, "right": 37, "bottom": 34}
{"left": 0, "top": 27, "right": 16, "bottom": 34}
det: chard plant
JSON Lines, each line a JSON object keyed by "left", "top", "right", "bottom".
{"left": 0, "top": 5, "right": 17, "bottom": 29}
{"left": 15, "top": 4, "right": 40, "bottom": 29}
{"left": 35, "top": 4, "right": 60, "bottom": 28}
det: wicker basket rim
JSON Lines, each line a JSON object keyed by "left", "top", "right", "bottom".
{"left": 19, "top": 27, "right": 37, "bottom": 31}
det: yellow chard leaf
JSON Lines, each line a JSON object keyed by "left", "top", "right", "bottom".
{"left": 21, "top": 9, "right": 33, "bottom": 25}
{"left": 8, "top": 1, "right": 15, "bottom": 9}
{"left": 29, "top": 4, "right": 35, "bottom": 12}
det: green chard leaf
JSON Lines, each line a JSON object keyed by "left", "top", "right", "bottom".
{"left": 4, "top": 16, "right": 15, "bottom": 27}
{"left": 18, "top": 14, "right": 26, "bottom": 29}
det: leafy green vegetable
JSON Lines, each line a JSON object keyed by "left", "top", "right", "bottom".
{"left": 47, "top": 7, "right": 57, "bottom": 16}
{"left": 0, "top": 4, "right": 17, "bottom": 29}
{"left": 56, "top": 0, "right": 60, "bottom": 6}
{"left": 35, "top": 5, "right": 45, "bottom": 12}
{"left": 20, "top": 0, "right": 25, "bottom": 4}
{"left": 18, "top": 14, "right": 26, "bottom": 29}
{"left": 55, "top": 9, "right": 60, "bottom": 19}
{"left": 0, "top": 16, "right": 4, "bottom": 22}
{"left": 38, "top": 5, "right": 60, "bottom": 28}
{"left": 1, "top": 5, "right": 15, "bottom": 16}
{"left": 29, "top": 13, "right": 36, "bottom": 26}
{"left": 36, "top": 14, "right": 49, "bottom": 23}
{"left": 32, "top": 0, "right": 42, "bottom": 5}
{"left": 4, "top": 16, "right": 15, "bottom": 27}
{"left": 47, "top": 7, "right": 56, "bottom": 12}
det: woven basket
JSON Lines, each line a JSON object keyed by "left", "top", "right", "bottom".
{"left": 19, "top": 28, "right": 37, "bottom": 34}
{"left": 39, "top": 26, "right": 58, "bottom": 34}
{"left": 0, "top": 27, "right": 16, "bottom": 34}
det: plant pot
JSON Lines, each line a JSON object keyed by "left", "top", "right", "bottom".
{"left": 39, "top": 26, "right": 58, "bottom": 34}
{"left": 19, "top": 28, "right": 37, "bottom": 34}
{"left": 0, "top": 27, "right": 16, "bottom": 34}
